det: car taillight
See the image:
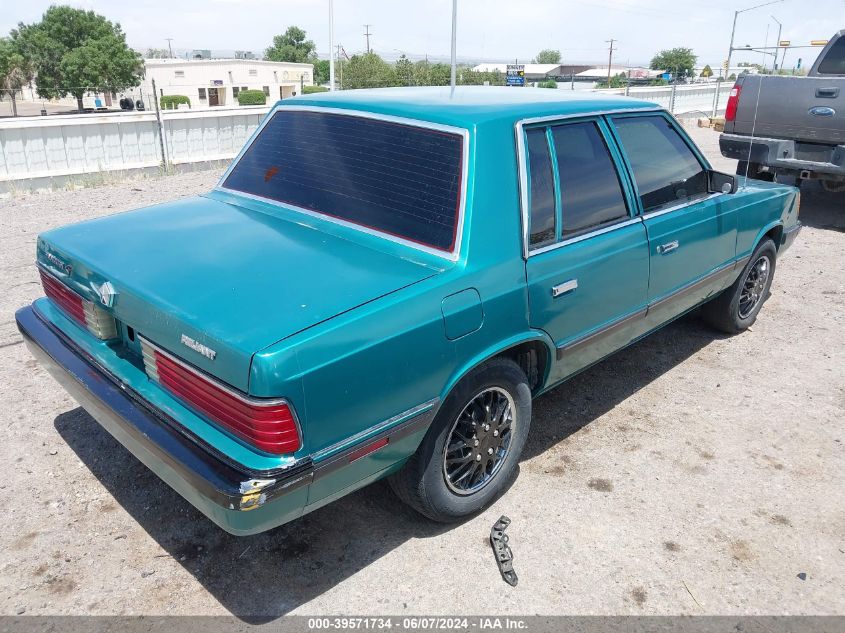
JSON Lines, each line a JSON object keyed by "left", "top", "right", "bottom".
{"left": 39, "top": 268, "right": 117, "bottom": 340}
{"left": 139, "top": 337, "right": 301, "bottom": 455}
{"left": 725, "top": 84, "right": 741, "bottom": 122}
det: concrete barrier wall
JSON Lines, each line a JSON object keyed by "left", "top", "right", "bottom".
{"left": 0, "top": 105, "right": 270, "bottom": 187}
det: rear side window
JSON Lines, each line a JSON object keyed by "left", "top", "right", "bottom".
{"left": 816, "top": 37, "right": 845, "bottom": 75}
{"left": 551, "top": 121, "right": 628, "bottom": 237}
{"left": 612, "top": 115, "right": 708, "bottom": 214}
{"left": 223, "top": 110, "right": 464, "bottom": 252}
{"left": 525, "top": 128, "right": 556, "bottom": 247}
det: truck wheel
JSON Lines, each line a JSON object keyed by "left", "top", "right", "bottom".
{"left": 702, "top": 239, "right": 777, "bottom": 334}
{"left": 388, "top": 358, "right": 531, "bottom": 522}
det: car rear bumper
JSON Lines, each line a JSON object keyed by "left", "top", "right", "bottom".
{"left": 15, "top": 304, "right": 311, "bottom": 535}
{"left": 720, "top": 133, "right": 845, "bottom": 180}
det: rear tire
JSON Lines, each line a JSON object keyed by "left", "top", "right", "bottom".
{"left": 702, "top": 239, "right": 777, "bottom": 334}
{"left": 388, "top": 357, "right": 531, "bottom": 522}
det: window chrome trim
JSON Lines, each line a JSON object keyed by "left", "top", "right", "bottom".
{"left": 640, "top": 192, "right": 723, "bottom": 220}
{"left": 515, "top": 106, "right": 663, "bottom": 259}
{"left": 528, "top": 217, "right": 643, "bottom": 256}
{"left": 214, "top": 104, "right": 470, "bottom": 263}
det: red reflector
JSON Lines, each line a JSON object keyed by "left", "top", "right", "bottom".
{"left": 348, "top": 437, "right": 389, "bottom": 463}
{"left": 153, "top": 350, "right": 301, "bottom": 455}
{"left": 40, "top": 269, "right": 86, "bottom": 324}
{"left": 725, "top": 84, "right": 741, "bottom": 122}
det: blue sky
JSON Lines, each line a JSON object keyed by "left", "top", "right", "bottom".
{"left": 1, "top": 0, "right": 842, "bottom": 67}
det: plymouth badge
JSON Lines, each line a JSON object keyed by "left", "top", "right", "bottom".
{"left": 180, "top": 334, "right": 217, "bottom": 360}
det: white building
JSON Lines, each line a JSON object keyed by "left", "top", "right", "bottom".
{"left": 141, "top": 58, "right": 314, "bottom": 109}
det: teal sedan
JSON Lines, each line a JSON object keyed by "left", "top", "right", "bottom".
{"left": 16, "top": 87, "right": 801, "bottom": 535}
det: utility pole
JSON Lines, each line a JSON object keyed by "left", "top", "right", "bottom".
{"left": 450, "top": 0, "right": 457, "bottom": 92}
{"left": 337, "top": 45, "right": 344, "bottom": 89}
{"left": 363, "top": 24, "right": 372, "bottom": 54}
{"left": 606, "top": 39, "right": 616, "bottom": 84}
{"left": 165, "top": 38, "right": 174, "bottom": 58}
{"left": 329, "top": 0, "right": 335, "bottom": 90}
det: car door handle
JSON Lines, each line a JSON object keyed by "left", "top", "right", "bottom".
{"left": 656, "top": 240, "right": 679, "bottom": 255}
{"left": 816, "top": 87, "right": 839, "bottom": 98}
{"left": 551, "top": 279, "right": 578, "bottom": 297}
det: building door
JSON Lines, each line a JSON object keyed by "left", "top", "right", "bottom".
{"left": 208, "top": 88, "right": 219, "bottom": 106}
{"left": 280, "top": 85, "right": 294, "bottom": 99}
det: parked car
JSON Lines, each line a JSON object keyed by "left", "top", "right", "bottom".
{"left": 720, "top": 30, "right": 845, "bottom": 191}
{"left": 17, "top": 87, "right": 801, "bottom": 535}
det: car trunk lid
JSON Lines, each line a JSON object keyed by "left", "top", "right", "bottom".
{"left": 37, "top": 195, "right": 441, "bottom": 392}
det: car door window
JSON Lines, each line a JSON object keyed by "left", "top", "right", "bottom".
{"left": 525, "top": 128, "right": 556, "bottom": 247}
{"left": 613, "top": 115, "right": 709, "bottom": 214}
{"left": 551, "top": 121, "right": 629, "bottom": 238}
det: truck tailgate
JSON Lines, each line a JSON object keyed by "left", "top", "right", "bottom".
{"left": 728, "top": 75, "right": 844, "bottom": 145}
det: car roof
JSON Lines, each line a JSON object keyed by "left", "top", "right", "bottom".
{"left": 277, "top": 86, "right": 659, "bottom": 129}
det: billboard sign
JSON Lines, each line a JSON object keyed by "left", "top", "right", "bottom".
{"left": 506, "top": 64, "right": 525, "bottom": 86}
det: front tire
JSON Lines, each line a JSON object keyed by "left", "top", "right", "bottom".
{"left": 388, "top": 358, "right": 531, "bottom": 522}
{"left": 702, "top": 239, "right": 777, "bottom": 334}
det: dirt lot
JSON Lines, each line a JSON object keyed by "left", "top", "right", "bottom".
{"left": 0, "top": 126, "right": 843, "bottom": 619}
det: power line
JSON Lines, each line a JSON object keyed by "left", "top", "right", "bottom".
{"left": 363, "top": 24, "right": 372, "bottom": 54}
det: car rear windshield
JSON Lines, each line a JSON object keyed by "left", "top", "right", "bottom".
{"left": 222, "top": 109, "right": 464, "bottom": 252}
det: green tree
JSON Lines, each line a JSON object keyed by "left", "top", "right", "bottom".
{"left": 0, "top": 37, "right": 34, "bottom": 117}
{"left": 313, "top": 59, "right": 330, "bottom": 84}
{"left": 596, "top": 72, "right": 627, "bottom": 89}
{"left": 700, "top": 64, "right": 713, "bottom": 78}
{"left": 265, "top": 26, "right": 316, "bottom": 64}
{"left": 145, "top": 48, "right": 170, "bottom": 59}
{"left": 341, "top": 52, "right": 395, "bottom": 89}
{"left": 649, "top": 47, "right": 697, "bottom": 82}
{"left": 12, "top": 6, "right": 143, "bottom": 111}
{"left": 534, "top": 49, "right": 561, "bottom": 64}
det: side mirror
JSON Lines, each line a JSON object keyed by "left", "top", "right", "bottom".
{"left": 709, "top": 170, "right": 737, "bottom": 194}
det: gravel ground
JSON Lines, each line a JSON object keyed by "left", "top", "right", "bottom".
{"left": 0, "top": 126, "right": 843, "bottom": 619}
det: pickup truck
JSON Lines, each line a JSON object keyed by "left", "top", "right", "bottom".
{"left": 17, "top": 87, "right": 801, "bottom": 536}
{"left": 720, "top": 30, "right": 845, "bottom": 191}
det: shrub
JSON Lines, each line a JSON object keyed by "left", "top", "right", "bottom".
{"left": 538, "top": 79, "right": 558, "bottom": 89}
{"left": 159, "top": 94, "right": 190, "bottom": 109}
{"left": 238, "top": 89, "right": 267, "bottom": 105}
{"left": 303, "top": 85, "right": 329, "bottom": 94}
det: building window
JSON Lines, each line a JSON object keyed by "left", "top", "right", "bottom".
{"left": 241, "top": 86, "right": 248, "bottom": 92}
{"left": 263, "top": 86, "right": 270, "bottom": 96}
{"left": 249, "top": 69, "right": 257, "bottom": 76}
{"left": 233, "top": 87, "right": 240, "bottom": 98}
{"left": 174, "top": 70, "right": 185, "bottom": 78}
{"left": 198, "top": 88, "right": 207, "bottom": 100}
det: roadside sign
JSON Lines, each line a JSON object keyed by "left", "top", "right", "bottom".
{"left": 810, "top": 40, "right": 829, "bottom": 46}
{"left": 506, "top": 64, "right": 525, "bottom": 86}
{"left": 778, "top": 40, "right": 791, "bottom": 46}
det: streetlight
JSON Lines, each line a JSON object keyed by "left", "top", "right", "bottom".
{"left": 770, "top": 15, "right": 782, "bottom": 72}
{"left": 725, "top": 0, "right": 784, "bottom": 80}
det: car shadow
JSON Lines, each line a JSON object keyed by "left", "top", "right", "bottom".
{"left": 55, "top": 313, "right": 725, "bottom": 622}
{"left": 793, "top": 181, "right": 845, "bottom": 233}
{"left": 524, "top": 313, "right": 725, "bottom": 460}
